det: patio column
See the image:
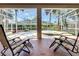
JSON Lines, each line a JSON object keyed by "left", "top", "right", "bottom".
{"left": 37, "top": 8, "right": 42, "bottom": 40}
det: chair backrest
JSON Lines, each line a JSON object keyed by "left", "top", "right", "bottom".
{"left": 0, "top": 25, "right": 13, "bottom": 51}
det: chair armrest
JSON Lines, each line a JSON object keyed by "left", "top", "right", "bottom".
{"left": 9, "top": 37, "right": 22, "bottom": 46}
{"left": 9, "top": 37, "right": 22, "bottom": 41}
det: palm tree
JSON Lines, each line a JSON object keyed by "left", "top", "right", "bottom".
{"left": 45, "top": 9, "right": 51, "bottom": 30}
{"left": 45, "top": 9, "right": 62, "bottom": 30}
{"left": 52, "top": 9, "right": 60, "bottom": 26}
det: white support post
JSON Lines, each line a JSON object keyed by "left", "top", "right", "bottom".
{"left": 11, "top": 23, "right": 13, "bottom": 32}
{"left": 60, "top": 16, "right": 63, "bottom": 31}
{"left": 22, "top": 25, "right": 24, "bottom": 30}
{"left": 3, "top": 15, "right": 6, "bottom": 32}
{"left": 15, "top": 9, "right": 18, "bottom": 33}
{"left": 75, "top": 11, "right": 78, "bottom": 36}
{"left": 4, "top": 20, "right": 6, "bottom": 32}
{"left": 6, "top": 19, "right": 8, "bottom": 32}
{"left": 47, "top": 19, "right": 49, "bottom": 30}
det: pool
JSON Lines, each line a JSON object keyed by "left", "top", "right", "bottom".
{"left": 7, "top": 31, "right": 37, "bottom": 40}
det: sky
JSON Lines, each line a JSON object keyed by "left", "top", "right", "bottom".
{"left": 16, "top": 8, "right": 58, "bottom": 23}
{"left": 17, "top": 8, "right": 37, "bottom": 21}
{"left": 14, "top": 8, "right": 78, "bottom": 25}
{"left": 42, "top": 9, "right": 58, "bottom": 23}
{"left": 2, "top": 8, "right": 76, "bottom": 24}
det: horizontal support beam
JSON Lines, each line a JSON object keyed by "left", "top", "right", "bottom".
{"left": 0, "top": 3, "right": 79, "bottom": 8}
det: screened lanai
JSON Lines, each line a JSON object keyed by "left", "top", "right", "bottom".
{"left": 0, "top": 4, "right": 79, "bottom": 56}
{"left": 0, "top": 8, "right": 79, "bottom": 35}
{"left": 42, "top": 8, "right": 79, "bottom": 36}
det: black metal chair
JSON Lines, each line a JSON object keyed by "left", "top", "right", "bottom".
{"left": 0, "top": 25, "right": 33, "bottom": 56}
{"left": 49, "top": 33, "right": 79, "bottom": 56}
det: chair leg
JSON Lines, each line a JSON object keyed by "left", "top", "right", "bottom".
{"left": 66, "top": 49, "right": 72, "bottom": 56}
{"left": 16, "top": 52, "right": 21, "bottom": 56}
{"left": 27, "top": 39, "right": 33, "bottom": 48}
{"left": 22, "top": 42, "right": 30, "bottom": 54}
{"left": 1, "top": 51, "right": 6, "bottom": 56}
{"left": 28, "top": 42, "right": 33, "bottom": 48}
{"left": 61, "top": 44, "right": 72, "bottom": 56}
{"left": 24, "top": 45, "right": 30, "bottom": 54}
{"left": 1, "top": 48, "right": 8, "bottom": 56}
{"left": 21, "top": 45, "right": 30, "bottom": 54}
{"left": 54, "top": 43, "right": 61, "bottom": 52}
{"left": 22, "top": 49, "right": 30, "bottom": 54}
{"left": 15, "top": 45, "right": 30, "bottom": 56}
{"left": 49, "top": 40, "right": 56, "bottom": 48}
{"left": 17, "top": 49, "right": 23, "bottom": 56}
